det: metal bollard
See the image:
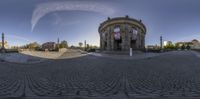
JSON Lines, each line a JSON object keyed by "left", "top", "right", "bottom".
{"left": 130, "top": 48, "right": 132, "bottom": 56}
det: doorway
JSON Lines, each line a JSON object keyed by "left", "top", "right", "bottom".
{"left": 131, "top": 40, "right": 137, "bottom": 49}
{"left": 114, "top": 39, "right": 122, "bottom": 51}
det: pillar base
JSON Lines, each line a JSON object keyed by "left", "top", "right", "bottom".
{"left": 0, "top": 48, "right": 6, "bottom": 53}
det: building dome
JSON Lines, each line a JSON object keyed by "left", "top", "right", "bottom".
{"left": 98, "top": 16, "right": 147, "bottom": 51}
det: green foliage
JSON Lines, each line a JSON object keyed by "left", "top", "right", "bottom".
{"left": 175, "top": 43, "right": 181, "bottom": 49}
{"left": 181, "top": 44, "right": 185, "bottom": 50}
{"left": 59, "top": 40, "right": 68, "bottom": 48}
{"left": 164, "top": 44, "right": 175, "bottom": 50}
{"left": 27, "top": 42, "right": 40, "bottom": 50}
{"left": 186, "top": 44, "right": 191, "bottom": 50}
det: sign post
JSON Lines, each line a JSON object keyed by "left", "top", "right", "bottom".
{"left": 130, "top": 48, "right": 132, "bottom": 56}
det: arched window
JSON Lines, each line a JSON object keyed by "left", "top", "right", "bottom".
{"left": 130, "top": 27, "right": 138, "bottom": 40}
{"left": 114, "top": 25, "right": 121, "bottom": 40}
{"left": 102, "top": 32, "right": 107, "bottom": 41}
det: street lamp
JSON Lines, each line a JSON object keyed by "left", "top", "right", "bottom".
{"left": 57, "top": 33, "right": 60, "bottom": 51}
{"left": 160, "top": 35, "right": 163, "bottom": 52}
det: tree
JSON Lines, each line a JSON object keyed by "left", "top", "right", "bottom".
{"left": 181, "top": 44, "right": 185, "bottom": 50}
{"left": 164, "top": 44, "right": 175, "bottom": 50}
{"left": 175, "top": 43, "right": 180, "bottom": 50}
{"left": 86, "top": 44, "right": 90, "bottom": 49}
{"left": 186, "top": 44, "right": 191, "bottom": 50}
{"left": 60, "top": 40, "right": 68, "bottom": 48}
{"left": 24, "top": 42, "right": 40, "bottom": 50}
{"left": 28, "top": 42, "right": 40, "bottom": 50}
{"left": 79, "top": 42, "right": 83, "bottom": 48}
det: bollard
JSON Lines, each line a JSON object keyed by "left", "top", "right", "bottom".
{"left": 130, "top": 48, "right": 132, "bottom": 56}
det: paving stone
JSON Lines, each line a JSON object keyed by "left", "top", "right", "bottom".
{"left": 0, "top": 51, "right": 200, "bottom": 98}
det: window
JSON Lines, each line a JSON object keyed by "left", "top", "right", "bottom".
{"left": 114, "top": 26, "right": 121, "bottom": 40}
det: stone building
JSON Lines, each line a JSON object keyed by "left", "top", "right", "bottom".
{"left": 176, "top": 39, "right": 200, "bottom": 49}
{"left": 98, "top": 16, "right": 146, "bottom": 51}
{"left": 42, "top": 42, "right": 56, "bottom": 51}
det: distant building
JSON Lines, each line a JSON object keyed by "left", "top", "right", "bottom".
{"left": 191, "top": 39, "right": 200, "bottom": 49}
{"left": 42, "top": 42, "right": 56, "bottom": 50}
{"left": 147, "top": 45, "right": 160, "bottom": 50}
{"left": 175, "top": 39, "right": 200, "bottom": 49}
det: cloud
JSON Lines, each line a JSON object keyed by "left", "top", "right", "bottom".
{"left": 5, "top": 34, "right": 32, "bottom": 46}
{"left": 31, "top": 1, "right": 115, "bottom": 32}
{"left": 6, "top": 34, "right": 32, "bottom": 42}
{"left": 52, "top": 13, "right": 80, "bottom": 26}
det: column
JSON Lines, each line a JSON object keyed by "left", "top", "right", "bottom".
{"left": 124, "top": 24, "right": 130, "bottom": 51}
{"left": 100, "top": 33, "right": 104, "bottom": 50}
{"left": 143, "top": 35, "right": 145, "bottom": 49}
{"left": 111, "top": 26, "right": 114, "bottom": 51}
{"left": 121, "top": 25, "right": 127, "bottom": 51}
{"left": 106, "top": 28, "right": 111, "bottom": 50}
{"left": 136, "top": 29, "right": 141, "bottom": 50}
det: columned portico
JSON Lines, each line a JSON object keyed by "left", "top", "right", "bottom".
{"left": 99, "top": 16, "right": 147, "bottom": 51}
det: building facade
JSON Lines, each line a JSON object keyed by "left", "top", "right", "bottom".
{"left": 42, "top": 42, "right": 56, "bottom": 50}
{"left": 176, "top": 39, "right": 200, "bottom": 49}
{"left": 98, "top": 16, "right": 146, "bottom": 51}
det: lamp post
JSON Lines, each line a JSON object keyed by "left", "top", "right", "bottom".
{"left": 160, "top": 35, "right": 163, "bottom": 52}
{"left": 57, "top": 33, "right": 60, "bottom": 51}
{"left": 84, "top": 40, "right": 86, "bottom": 51}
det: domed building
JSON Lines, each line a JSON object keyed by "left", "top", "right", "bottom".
{"left": 99, "top": 16, "right": 146, "bottom": 51}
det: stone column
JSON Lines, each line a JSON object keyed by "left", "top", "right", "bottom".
{"left": 106, "top": 28, "right": 111, "bottom": 50}
{"left": 124, "top": 24, "right": 130, "bottom": 51}
{"left": 100, "top": 33, "right": 104, "bottom": 50}
{"left": 136, "top": 29, "right": 141, "bottom": 49}
{"left": 139, "top": 32, "right": 142, "bottom": 49}
{"left": 110, "top": 26, "right": 114, "bottom": 51}
{"left": 99, "top": 33, "right": 102, "bottom": 50}
{"left": 143, "top": 35, "right": 145, "bottom": 49}
{"left": 121, "top": 25, "right": 125, "bottom": 51}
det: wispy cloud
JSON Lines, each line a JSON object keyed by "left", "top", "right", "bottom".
{"left": 31, "top": 1, "right": 115, "bottom": 32}
{"left": 3, "top": 34, "right": 32, "bottom": 46}
{"left": 6, "top": 34, "right": 32, "bottom": 43}
{"left": 52, "top": 13, "right": 80, "bottom": 26}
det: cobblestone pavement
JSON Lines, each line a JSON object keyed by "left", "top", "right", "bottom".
{"left": 0, "top": 51, "right": 200, "bottom": 99}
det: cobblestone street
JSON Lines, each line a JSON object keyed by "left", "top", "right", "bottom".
{"left": 0, "top": 51, "right": 200, "bottom": 99}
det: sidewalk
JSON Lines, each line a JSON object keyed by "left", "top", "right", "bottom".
{"left": 0, "top": 53, "right": 46, "bottom": 64}
{"left": 191, "top": 50, "right": 200, "bottom": 58}
{"left": 88, "top": 51, "right": 180, "bottom": 60}
{"left": 88, "top": 52, "right": 161, "bottom": 60}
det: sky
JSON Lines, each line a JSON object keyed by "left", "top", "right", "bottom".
{"left": 0, "top": 0, "right": 200, "bottom": 47}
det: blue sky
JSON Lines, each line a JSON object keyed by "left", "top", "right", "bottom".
{"left": 1, "top": 0, "right": 200, "bottom": 47}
